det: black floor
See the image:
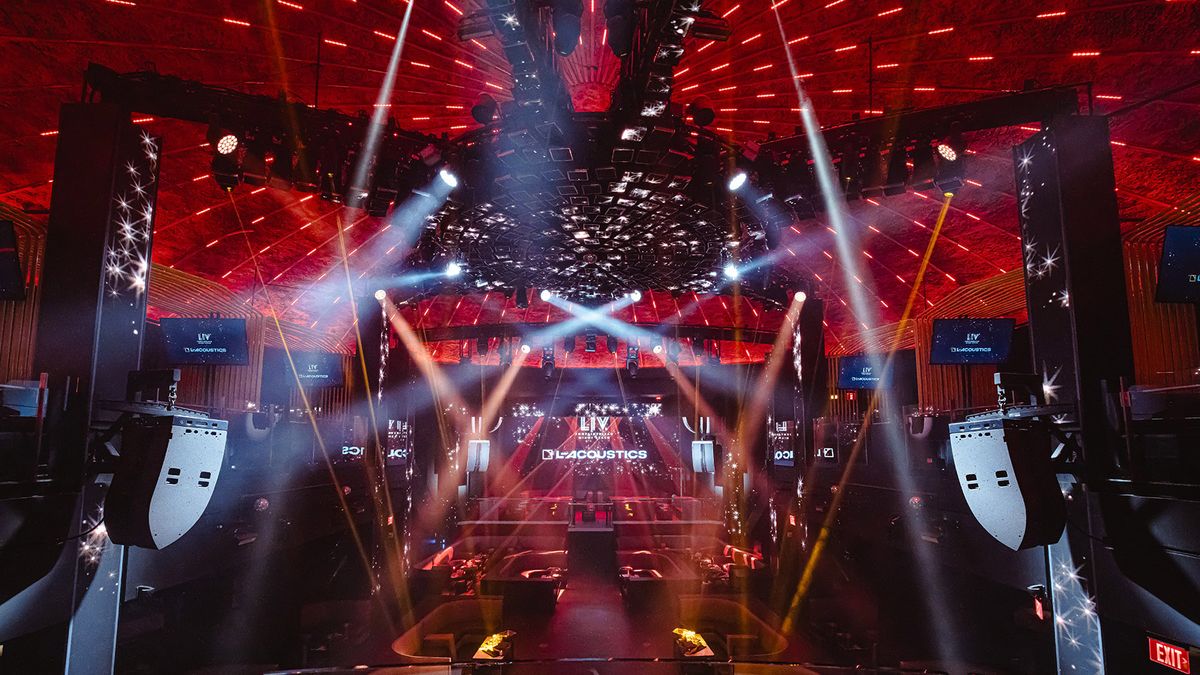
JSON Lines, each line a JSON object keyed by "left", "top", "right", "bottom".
{"left": 503, "top": 531, "right": 679, "bottom": 662}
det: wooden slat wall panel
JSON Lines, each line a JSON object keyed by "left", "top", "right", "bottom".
{"left": 914, "top": 318, "right": 999, "bottom": 412}
{"left": 0, "top": 206, "right": 45, "bottom": 384}
{"left": 171, "top": 314, "right": 268, "bottom": 411}
{"left": 830, "top": 270, "right": 1026, "bottom": 411}
{"left": 149, "top": 265, "right": 266, "bottom": 411}
{"left": 824, "top": 356, "right": 862, "bottom": 418}
{"left": 1121, "top": 194, "right": 1200, "bottom": 386}
{"left": 1124, "top": 241, "right": 1200, "bottom": 386}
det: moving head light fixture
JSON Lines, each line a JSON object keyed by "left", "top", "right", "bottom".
{"left": 206, "top": 118, "right": 241, "bottom": 191}
{"left": 553, "top": 0, "right": 584, "bottom": 56}
{"left": 604, "top": 0, "right": 635, "bottom": 57}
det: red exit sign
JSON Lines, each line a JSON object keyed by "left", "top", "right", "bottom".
{"left": 1149, "top": 637, "right": 1191, "bottom": 674}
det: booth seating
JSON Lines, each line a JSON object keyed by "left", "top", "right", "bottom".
{"left": 616, "top": 549, "right": 701, "bottom": 605}
{"left": 677, "top": 595, "right": 789, "bottom": 659}
{"left": 390, "top": 596, "right": 502, "bottom": 663}
{"left": 411, "top": 544, "right": 493, "bottom": 599}
{"left": 479, "top": 550, "right": 568, "bottom": 613}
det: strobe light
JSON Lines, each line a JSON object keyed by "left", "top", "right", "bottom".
{"left": 935, "top": 126, "right": 967, "bottom": 194}
{"left": 723, "top": 263, "right": 740, "bottom": 280}
{"left": 520, "top": 343, "right": 532, "bottom": 354}
{"left": 374, "top": 289, "right": 387, "bottom": 301}
{"left": 446, "top": 261, "right": 463, "bottom": 277}
{"left": 628, "top": 289, "right": 642, "bottom": 302}
{"left": 540, "top": 289, "right": 553, "bottom": 302}
{"left": 216, "top": 134, "right": 239, "bottom": 155}
{"left": 206, "top": 117, "right": 242, "bottom": 191}
{"left": 727, "top": 171, "right": 748, "bottom": 192}
{"left": 438, "top": 168, "right": 459, "bottom": 189}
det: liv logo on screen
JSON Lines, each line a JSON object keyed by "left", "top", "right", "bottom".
{"left": 183, "top": 331, "right": 228, "bottom": 354}
{"left": 576, "top": 416, "right": 617, "bottom": 442}
{"left": 541, "top": 448, "right": 648, "bottom": 461}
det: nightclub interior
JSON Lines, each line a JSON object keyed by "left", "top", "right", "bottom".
{"left": 0, "top": 1, "right": 1199, "bottom": 673}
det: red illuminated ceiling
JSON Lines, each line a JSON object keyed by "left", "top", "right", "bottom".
{"left": 1, "top": 0, "right": 1198, "bottom": 351}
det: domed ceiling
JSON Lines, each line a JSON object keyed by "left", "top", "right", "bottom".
{"left": 1, "top": 0, "right": 1197, "bottom": 353}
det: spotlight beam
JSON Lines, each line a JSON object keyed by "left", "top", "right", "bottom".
{"left": 282, "top": 183, "right": 450, "bottom": 328}
{"left": 347, "top": 1, "right": 416, "bottom": 204}
{"left": 522, "top": 294, "right": 638, "bottom": 345}
{"left": 334, "top": 214, "right": 415, "bottom": 625}
{"left": 380, "top": 297, "right": 479, "bottom": 528}
{"left": 225, "top": 193, "right": 391, "bottom": 633}
{"left": 773, "top": 9, "right": 962, "bottom": 663}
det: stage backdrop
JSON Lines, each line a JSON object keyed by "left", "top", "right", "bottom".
{"left": 495, "top": 402, "right": 683, "bottom": 497}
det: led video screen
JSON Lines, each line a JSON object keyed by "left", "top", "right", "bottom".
{"left": 1157, "top": 225, "right": 1200, "bottom": 304}
{"left": 929, "top": 318, "right": 1016, "bottom": 365}
{"left": 161, "top": 317, "right": 249, "bottom": 366}
{"left": 837, "top": 354, "right": 889, "bottom": 389}
{"left": 290, "top": 351, "right": 344, "bottom": 387}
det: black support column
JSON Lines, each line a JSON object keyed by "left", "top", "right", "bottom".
{"left": 1014, "top": 115, "right": 1131, "bottom": 673}
{"left": 1014, "top": 115, "right": 1132, "bottom": 461}
{"left": 30, "top": 103, "right": 162, "bottom": 675}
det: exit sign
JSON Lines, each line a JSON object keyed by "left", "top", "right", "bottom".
{"left": 1149, "top": 636, "right": 1191, "bottom": 674}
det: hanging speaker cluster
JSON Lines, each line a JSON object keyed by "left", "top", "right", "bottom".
{"left": 106, "top": 412, "right": 228, "bottom": 550}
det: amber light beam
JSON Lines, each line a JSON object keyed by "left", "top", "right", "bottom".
{"left": 226, "top": 193, "right": 394, "bottom": 632}
{"left": 781, "top": 191, "right": 955, "bottom": 633}
{"left": 335, "top": 215, "right": 415, "bottom": 624}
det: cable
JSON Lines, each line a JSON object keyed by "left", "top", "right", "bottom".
{"left": 56, "top": 517, "right": 106, "bottom": 545}
{"left": 1066, "top": 515, "right": 1109, "bottom": 547}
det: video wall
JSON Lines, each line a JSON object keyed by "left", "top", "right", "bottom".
{"left": 498, "top": 401, "right": 684, "bottom": 495}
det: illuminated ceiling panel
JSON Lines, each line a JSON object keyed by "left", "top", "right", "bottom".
{"left": 0, "top": 0, "right": 1196, "bottom": 348}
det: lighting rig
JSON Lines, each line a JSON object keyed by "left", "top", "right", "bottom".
{"left": 84, "top": 64, "right": 439, "bottom": 218}
{"left": 83, "top": 18, "right": 1079, "bottom": 313}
